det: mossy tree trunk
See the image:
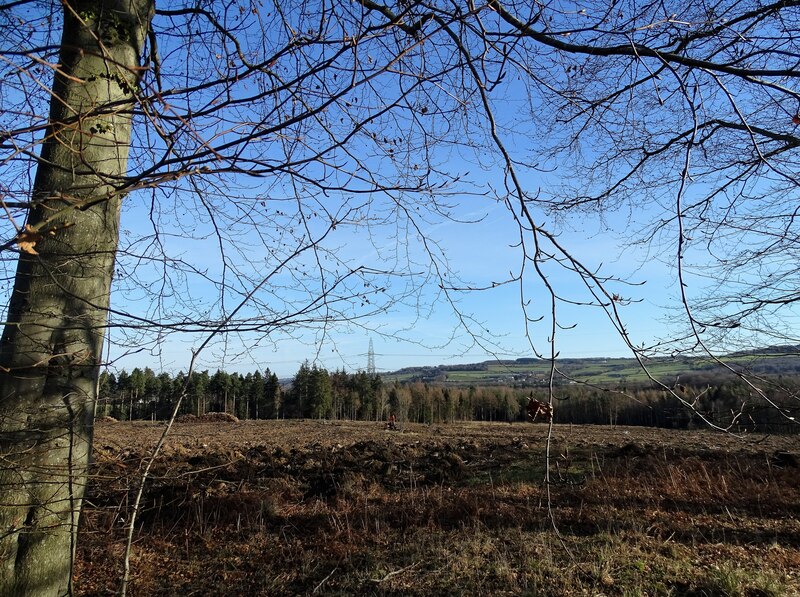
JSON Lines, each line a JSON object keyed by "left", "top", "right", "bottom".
{"left": 0, "top": 1, "right": 153, "bottom": 595}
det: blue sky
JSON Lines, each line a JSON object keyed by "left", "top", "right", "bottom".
{"left": 103, "top": 88, "right": 724, "bottom": 378}
{"left": 109, "top": 177, "right": 688, "bottom": 378}
{"left": 4, "top": 1, "right": 797, "bottom": 379}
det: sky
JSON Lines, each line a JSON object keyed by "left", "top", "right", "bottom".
{"left": 3, "top": 1, "right": 797, "bottom": 380}
{"left": 109, "top": 181, "right": 687, "bottom": 378}
{"left": 103, "top": 83, "right": 719, "bottom": 377}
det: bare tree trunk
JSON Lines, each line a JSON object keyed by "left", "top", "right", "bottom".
{"left": 0, "top": 1, "right": 152, "bottom": 594}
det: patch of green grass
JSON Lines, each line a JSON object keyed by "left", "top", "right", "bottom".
{"left": 698, "top": 564, "right": 789, "bottom": 597}
{"left": 467, "top": 461, "right": 547, "bottom": 485}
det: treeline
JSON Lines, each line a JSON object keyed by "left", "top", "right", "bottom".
{"left": 98, "top": 364, "right": 799, "bottom": 433}
{"left": 97, "top": 367, "right": 283, "bottom": 421}
{"left": 97, "top": 362, "right": 390, "bottom": 422}
{"left": 549, "top": 382, "right": 799, "bottom": 433}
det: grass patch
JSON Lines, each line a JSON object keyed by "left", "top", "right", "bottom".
{"left": 697, "top": 563, "right": 790, "bottom": 597}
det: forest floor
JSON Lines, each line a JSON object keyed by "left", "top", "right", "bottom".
{"left": 76, "top": 419, "right": 800, "bottom": 596}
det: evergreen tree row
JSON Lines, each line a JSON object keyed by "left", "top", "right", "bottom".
{"left": 98, "top": 368, "right": 281, "bottom": 421}
{"left": 98, "top": 365, "right": 799, "bottom": 433}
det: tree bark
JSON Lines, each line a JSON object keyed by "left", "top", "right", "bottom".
{"left": 0, "top": 1, "right": 153, "bottom": 595}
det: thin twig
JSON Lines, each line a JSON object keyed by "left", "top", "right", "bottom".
{"left": 312, "top": 567, "right": 338, "bottom": 593}
{"left": 368, "top": 561, "right": 419, "bottom": 583}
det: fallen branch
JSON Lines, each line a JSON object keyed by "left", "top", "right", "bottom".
{"left": 369, "top": 561, "right": 419, "bottom": 583}
{"left": 313, "top": 567, "right": 338, "bottom": 593}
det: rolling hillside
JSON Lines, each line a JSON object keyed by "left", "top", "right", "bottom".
{"left": 385, "top": 347, "right": 800, "bottom": 387}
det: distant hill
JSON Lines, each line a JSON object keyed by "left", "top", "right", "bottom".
{"left": 728, "top": 344, "right": 800, "bottom": 357}
{"left": 383, "top": 348, "right": 800, "bottom": 387}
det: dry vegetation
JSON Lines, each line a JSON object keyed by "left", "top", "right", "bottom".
{"left": 76, "top": 420, "right": 800, "bottom": 596}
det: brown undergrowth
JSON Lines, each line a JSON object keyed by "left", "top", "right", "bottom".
{"left": 75, "top": 421, "right": 800, "bottom": 596}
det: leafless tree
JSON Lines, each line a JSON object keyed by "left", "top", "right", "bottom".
{"left": 0, "top": 0, "right": 797, "bottom": 594}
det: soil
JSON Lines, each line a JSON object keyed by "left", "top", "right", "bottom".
{"left": 77, "top": 420, "right": 800, "bottom": 596}
{"left": 94, "top": 419, "right": 798, "bottom": 455}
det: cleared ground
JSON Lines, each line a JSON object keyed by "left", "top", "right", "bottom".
{"left": 76, "top": 419, "right": 800, "bottom": 596}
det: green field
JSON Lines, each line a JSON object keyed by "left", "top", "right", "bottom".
{"left": 386, "top": 349, "right": 800, "bottom": 386}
